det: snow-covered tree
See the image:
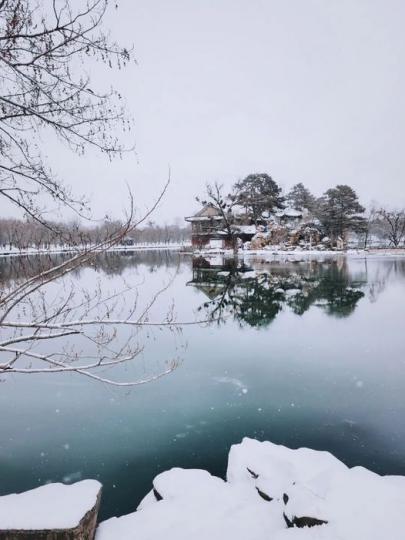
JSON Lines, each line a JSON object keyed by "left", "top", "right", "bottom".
{"left": 377, "top": 209, "right": 405, "bottom": 247}
{"left": 316, "top": 185, "right": 365, "bottom": 247}
{"left": 0, "top": 0, "right": 176, "bottom": 386}
{"left": 232, "top": 173, "right": 284, "bottom": 222}
{"left": 286, "top": 183, "right": 316, "bottom": 213}
{"left": 197, "top": 182, "right": 239, "bottom": 257}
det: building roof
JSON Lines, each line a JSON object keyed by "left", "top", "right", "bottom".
{"left": 185, "top": 204, "right": 223, "bottom": 222}
{"left": 275, "top": 207, "right": 303, "bottom": 218}
{"left": 236, "top": 225, "right": 257, "bottom": 234}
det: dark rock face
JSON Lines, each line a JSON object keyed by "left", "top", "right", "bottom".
{"left": 153, "top": 487, "right": 163, "bottom": 501}
{"left": 0, "top": 487, "right": 101, "bottom": 540}
{"left": 293, "top": 516, "right": 328, "bottom": 528}
{"left": 246, "top": 467, "right": 259, "bottom": 479}
{"left": 244, "top": 463, "right": 327, "bottom": 529}
{"left": 255, "top": 487, "right": 273, "bottom": 502}
{"left": 283, "top": 512, "right": 328, "bottom": 529}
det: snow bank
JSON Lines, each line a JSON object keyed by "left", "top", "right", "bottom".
{"left": 227, "top": 438, "right": 348, "bottom": 498}
{"left": 0, "top": 479, "right": 101, "bottom": 530}
{"left": 97, "top": 468, "right": 284, "bottom": 540}
{"left": 194, "top": 247, "right": 405, "bottom": 259}
{"left": 96, "top": 438, "right": 405, "bottom": 540}
{"left": 0, "top": 243, "right": 188, "bottom": 258}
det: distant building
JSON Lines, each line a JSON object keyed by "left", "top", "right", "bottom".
{"left": 185, "top": 204, "right": 311, "bottom": 250}
{"left": 185, "top": 205, "right": 257, "bottom": 249}
{"left": 185, "top": 205, "right": 227, "bottom": 249}
{"left": 121, "top": 236, "right": 135, "bottom": 246}
{"left": 274, "top": 208, "right": 304, "bottom": 227}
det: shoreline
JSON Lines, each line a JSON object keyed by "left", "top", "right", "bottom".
{"left": 0, "top": 244, "right": 405, "bottom": 260}
{"left": 190, "top": 247, "right": 405, "bottom": 260}
{"left": 0, "top": 243, "right": 188, "bottom": 259}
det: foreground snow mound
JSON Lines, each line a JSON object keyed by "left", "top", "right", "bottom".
{"left": 0, "top": 479, "right": 101, "bottom": 530}
{"left": 97, "top": 468, "right": 284, "bottom": 540}
{"left": 227, "top": 437, "right": 348, "bottom": 500}
{"left": 96, "top": 439, "right": 405, "bottom": 540}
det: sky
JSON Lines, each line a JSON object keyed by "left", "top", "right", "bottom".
{"left": 5, "top": 0, "right": 405, "bottom": 224}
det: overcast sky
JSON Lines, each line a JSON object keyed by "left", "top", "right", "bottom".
{"left": 7, "top": 0, "right": 405, "bottom": 224}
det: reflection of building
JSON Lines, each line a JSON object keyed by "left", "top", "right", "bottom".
{"left": 187, "top": 256, "right": 367, "bottom": 324}
{"left": 186, "top": 256, "right": 252, "bottom": 298}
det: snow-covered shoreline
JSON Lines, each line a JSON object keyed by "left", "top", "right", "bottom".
{"left": 0, "top": 242, "right": 189, "bottom": 259}
{"left": 96, "top": 438, "right": 405, "bottom": 539}
{"left": 2, "top": 439, "right": 403, "bottom": 539}
{"left": 1, "top": 244, "right": 404, "bottom": 261}
{"left": 191, "top": 247, "right": 405, "bottom": 260}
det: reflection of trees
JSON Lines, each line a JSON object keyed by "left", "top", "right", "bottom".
{"left": 286, "top": 263, "right": 365, "bottom": 318}
{"left": 0, "top": 250, "right": 181, "bottom": 286}
{"left": 365, "top": 259, "right": 405, "bottom": 303}
{"left": 190, "top": 258, "right": 370, "bottom": 327}
{"left": 229, "top": 277, "right": 285, "bottom": 327}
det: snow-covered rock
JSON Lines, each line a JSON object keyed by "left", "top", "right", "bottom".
{"left": 0, "top": 479, "right": 101, "bottom": 539}
{"left": 150, "top": 468, "right": 225, "bottom": 503}
{"left": 240, "top": 270, "right": 257, "bottom": 279}
{"left": 96, "top": 438, "right": 405, "bottom": 540}
{"left": 227, "top": 438, "right": 347, "bottom": 499}
{"left": 97, "top": 468, "right": 284, "bottom": 540}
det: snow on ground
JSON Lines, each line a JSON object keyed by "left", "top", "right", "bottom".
{"left": 194, "top": 247, "right": 405, "bottom": 259}
{"left": 96, "top": 438, "right": 405, "bottom": 540}
{"left": 0, "top": 243, "right": 189, "bottom": 258}
{"left": 240, "top": 270, "right": 258, "bottom": 279}
{"left": 0, "top": 479, "right": 101, "bottom": 530}
{"left": 97, "top": 468, "right": 284, "bottom": 540}
{"left": 1, "top": 244, "right": 404, "bottom": 260}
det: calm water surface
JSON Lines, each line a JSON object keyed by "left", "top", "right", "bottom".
{"left": 0, "top": 251, "right": 405, "bottom": 520}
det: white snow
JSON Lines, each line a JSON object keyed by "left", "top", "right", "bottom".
{"left": 97, "top": 468, "right": 284, "bottom": 540}
{"left": 237, "top": 225, "right": 257, "bottom": 234}
{"left": 185, "top": 216, "right": 223, "bottom": 222}
{"left": 240, "top": 270, "right": 257, "bottom": 279}
{"left": 0, "top": 479, "right": 101, "bottom": 530}
{"left": 0, "top": 242, "right": 188, "bottom": 258}
{"left": 284, "top": 288, "right": 302, "bottom": 296}
{"left": 194, "top": 247, "right": 405, "bottom": 259}
{"left": 96, "top": 438, "right": 405, "bottom": 540}
{"left": 275, "top": 208, "right": 303, "bottom": 218}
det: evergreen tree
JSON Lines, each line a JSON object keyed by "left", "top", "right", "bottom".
{"left": 316, "top": 185, "right": 365, "bottom": 246}
{"left": 287, "top": 183, "right": 316, "bottom": 212}
{"left": 232, "top": 173, "right": 284, "bottom": 222}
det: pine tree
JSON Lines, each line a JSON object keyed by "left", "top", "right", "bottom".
{"left": 232, "top": 173, "right": 284, "bottom": 222}
{"left": 286, "top": 183, "right": 316, "bottom": 212}
{"left": 316, "top": 185, "right": 365, "bottom": 247}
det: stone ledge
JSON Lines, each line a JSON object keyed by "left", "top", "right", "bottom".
{"left": 0, "top": 482, "right": 101, "bottom": 540}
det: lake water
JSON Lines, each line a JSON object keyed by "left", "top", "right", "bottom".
{"left": 0, "top": 251, "right": 405, "bottom": 521}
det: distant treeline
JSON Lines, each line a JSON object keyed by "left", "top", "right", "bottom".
{"left": 0, "top": 219, "right": 191, "bottom": 251}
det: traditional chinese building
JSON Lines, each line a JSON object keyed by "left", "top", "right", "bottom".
{"left": 185, "top": 205, "right": 257, "bottom": 249}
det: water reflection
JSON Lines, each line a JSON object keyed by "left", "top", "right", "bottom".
{"left": 0, "top": 251, "right": 405, "bottom": 522}
{"left": 0, "top": 250, "right": 180, "bottom": 285}
{"left": 189, "top": 256, "right": 369, "bottom": 326}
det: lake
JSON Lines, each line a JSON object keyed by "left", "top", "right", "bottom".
{"left": 0, "top": 250, "right": 405, "bottom": 521}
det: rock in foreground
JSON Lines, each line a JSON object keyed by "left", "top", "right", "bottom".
{"left": 0, "top": 479, "right": 101, "bottom": 540}
{"left": 97, "top": 438, "right": 405, "bottom": 540}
